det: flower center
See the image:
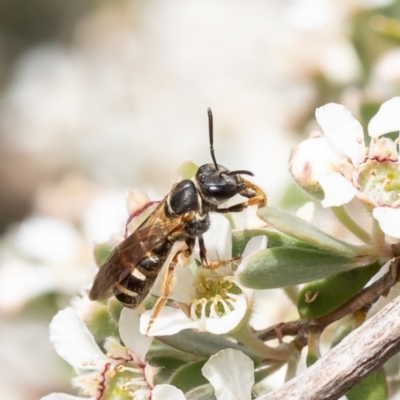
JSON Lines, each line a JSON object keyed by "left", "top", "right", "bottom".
{"left": 356, "top": 160, "right": 400, "bottom": 207}
{"left": 190, "top": 275, "right": 242, "bottom": 320}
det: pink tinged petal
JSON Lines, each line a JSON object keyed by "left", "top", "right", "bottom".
{"left": 49, "top": 307, "right": 105, "bottom": 370}
{"left": 372, "top": 207, "right": 400, "bottom": 238}
{"left": 315, "top": 103, "right": 365, "bottom": 165}
{"left": 202, "top": 349, "right": 254, "bottom": 400}
{"left": 140, "top": 307, "right": 198, "bottom": 336}
{"left": 368, "top": 97, "right": 400, "bottom": 137}
{"left": 318, "top": 172, "right": 357, "bottom": 207}
{"left": 368, "top": 137, "right": 398, "bottom": 161}
{"left": 152, "top": 384, "right": 186, "bottom": 400}
{"left": 204, "top": 295, "right": 247, "bottom": 334}
{"left": 119, "top": 308, "right": 152, "bottom": 363}
{"left": 202, "top": 214, "right": 232, "bottom": 260}
{"left": 40, "top": 394, "right": 84, "bottom": 400}
{"left": 289, "top": 135, "right": 352, "bottom": 192}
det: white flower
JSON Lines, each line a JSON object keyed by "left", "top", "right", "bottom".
{"left": 41, "top": 307, "right": 182, "bottom": 400}
{"left": 202, "top": 348, "right": 255, "bottom": 400}
{"left": 140, "top": 214, "right": 267, "bottom": 336}
{"left": 0, "top": 216, "right": 93, "bottom": 313}
{"left": 289, "top": 97, "right": 400, "bottom": 237}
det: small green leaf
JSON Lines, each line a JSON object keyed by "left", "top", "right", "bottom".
{"left": 232, "top": 229, "right": 314, "bottom": 258}
{"left": 170, "top": 360, "right": 208, "bottom": 392}
{"left": 237, "top": 247, "right": 356, "bottom": 289}
{"left": 93, "top": 242, "right": 114, "bottom": 267}
{"left": 297, "top": 262, "right": 381, "bottom": 319}
{"left": 176, "top": 161, "right": 199, "bottom": 179}
{"left": 346, "top": 367, "right": 388, "bottom": 400}
{"left": 157, "top": 329, "right": 260, "bottom": 361}
{"left": 107, "top": 297, "right": 124, "bottom": 324}
{"left": 257, "top": 207, "right": 357, "bottom": 256}
{"left": 186, "top": 384, "right": 216, "bottom": 400}
{"left": 85, "top": 302, "right": 119, "bottom": 342}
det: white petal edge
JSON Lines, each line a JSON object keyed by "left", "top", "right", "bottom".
{"left": 49, "top": 307, "right": 105, "bottom": 370}
{"left": 318, "top": 172, "right": 357, "bottom": 207}
{"left": 119, "top": 308, "right": 152, "bottom": 363}
{"left": 140, "top": 306, "right": 198, "bottom": 336}
{"left": 316, "top": 103, "right": 365, "bottom": 165}
{"left": 368, "top": 97, "right": 400, "bottom": 137}
{"left": 40, "top": 394, "right": 83, "bottom": 400}
{"left": 373, "top": 206, "right": 400, "bottom": 238}
{"left": 202, "top": 349, "right": 254, "bottom": 400}
{"left": 152, "top": 384, "right": 186, "bottom": 400}
{"left": 205, "top": 295, "right": 248, "bottom": 334}
{"left": 242, "top": 236, "right": 268, "bottom": 259}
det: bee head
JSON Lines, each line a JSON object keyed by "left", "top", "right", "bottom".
{"left": 196, "top": 108, "right": 254, "bottom": 202}
{"left": 196, "top": 163, "right": 253, "bottom": 201}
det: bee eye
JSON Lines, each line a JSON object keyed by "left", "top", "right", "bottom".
{"left": 199, "top": 174, "right": 205, "bottom": 184}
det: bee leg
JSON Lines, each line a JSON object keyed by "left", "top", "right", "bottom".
{"left": 198, "top": 236, "right": 240, "bottom": 270}
{"left": 146, "top": 244, "right": 193, "bottom": 335}
{"left": 216, "top": 181, "right": 267, "bottom": 213}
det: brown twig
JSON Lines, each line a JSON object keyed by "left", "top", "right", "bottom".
{"left": 256, "top": 294, "right": 400, "bottom": 400}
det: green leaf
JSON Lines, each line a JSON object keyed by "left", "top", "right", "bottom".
{"left": 232, "top": 229, "right": 314, "bottom": 258}
{"left": 157, "top": 329, "right": 261, "bottom": 361}
{"left": 346, "top": 367, "right": 388, "bottom": 400}
{"left": 237, "top": 247, "right": 356, "bottom": 289}
{"left": 298, "top": 262, "right": 381, "bottom": 319}
{"left": 257, "top": 207, "right": 357, "bottom": 256}
{"left": 170, "top": 360, "right": 208, "bottom": 392}
{"left": 107, "top": 297, "right": 124, "bottom": 324}
{"left": 151, "top": 355, "right": 190, "bottom": 384}
{"left": 186, "top": 384, "right": 216, "bottom": 400}
{"left": 176, "top": 161, "right": 199, "bottom": 179}
{"left": 85, "top": 303, "right": 119, "bottom": 343}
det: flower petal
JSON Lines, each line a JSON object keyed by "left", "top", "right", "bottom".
{"left": 368, "top": 97, "right": 400, "bottom": 137}
{"left": 373, "top": 207, "right": 400, "bottom": 238}
{"left": 204, "top": 295, "right": 247, "bottom": 334}
{"left": 40, "top": 393, "right": 83, "bottom": 400}
{"left": 242, "top": 236, "right": 267, "bottom": 258}
{"left": 49, "top": 307, "right": 105, "bottom": 370}
{"left": 202, "top": 349, "right": 254, "bottom": 400}
{"left": 169, "top": 264, "right": 196, "bottom": 303}
{"left": 152, "top": 384, "right": 186, "bottom": 400}
{"left": 201, "top": 213, "right": 232, "bottom": 260}
{"left": 316, "top": 103, "right": 365, "bottom": 165}
{"left": 318, "top": 172, "right": 357, "bottom": 207}
{"left": 119, "top": 308, "right": 152, "bottom": 363}
{"left": 140, "top": 306, "right": 198, "bottom": 336}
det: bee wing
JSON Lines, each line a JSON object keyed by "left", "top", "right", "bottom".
{"left": 89, "top": 201, "right": 185, "bottom": 301}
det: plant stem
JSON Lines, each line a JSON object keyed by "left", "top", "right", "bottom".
{"left": 331, "top": 206, "right": 371, "bottom": 244}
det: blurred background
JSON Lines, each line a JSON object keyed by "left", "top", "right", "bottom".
{"left": 0, "top": 0, "right": 400, "bottom": 398}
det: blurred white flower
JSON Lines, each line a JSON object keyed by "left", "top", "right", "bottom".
{"left": 140, "top": 214, "right": 266, "bottom": 336}
{"left": 0, "top": 216, "right": 93, "bottom": 313}
{"left": 41, "top": 307, "right": 182, "bottom": 400}
{"left": 290, "top": 97, "right": 400, "bottom": 237}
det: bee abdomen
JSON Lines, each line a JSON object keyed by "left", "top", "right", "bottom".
{"left": 113, "top": 239, "right": 174, "bottom": 308}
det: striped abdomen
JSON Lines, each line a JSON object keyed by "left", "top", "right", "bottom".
{"left": 113, "top": 238, "right": 174, "bottom": 307}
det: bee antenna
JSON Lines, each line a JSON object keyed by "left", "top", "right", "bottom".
{"left": 228, "top": 170, "right": 255, "bottom": 177}
{"left": 208, "top": 107, "right": 219, "bottom": 170}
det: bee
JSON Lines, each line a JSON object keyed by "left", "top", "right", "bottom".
{"left": 89, "top": 108, "right": 267, "bottom": 333}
